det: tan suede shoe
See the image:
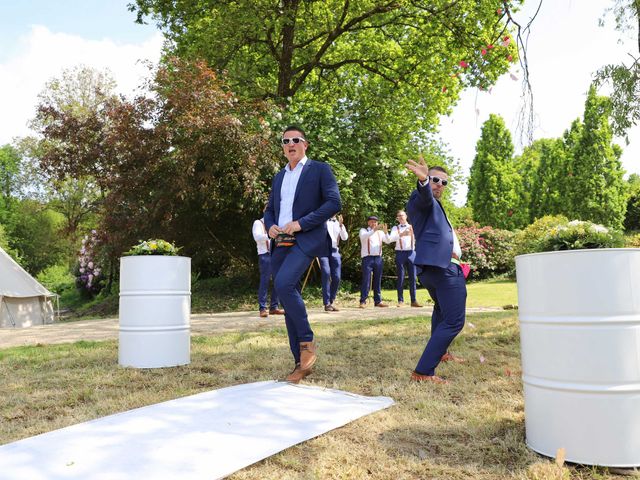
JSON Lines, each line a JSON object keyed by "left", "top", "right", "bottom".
{"left": 299, "top": 341, "right": 317, "bottom": 371}
{"left": 285, "top": 364, "right": 312, "bottom": 384}
{"left": 410, "top": 371, "right": 448, "bottom": 384}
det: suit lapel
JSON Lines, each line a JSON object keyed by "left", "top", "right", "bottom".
{"left": 273, "top": 169, "right": 286, "bottom": 220}
{"left": 293, "top": 159, "right": 313, "bottom": 203}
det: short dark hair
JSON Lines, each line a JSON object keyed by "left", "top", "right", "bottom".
{"left": 429, "top": 165, "right": 448, "bottom": 175}
{"left": 283, "top": 125, "right": 307, "bottom": 139}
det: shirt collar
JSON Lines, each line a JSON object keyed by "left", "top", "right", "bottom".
{"left": 285, "top": 155, "right": 308, "bottom": 172}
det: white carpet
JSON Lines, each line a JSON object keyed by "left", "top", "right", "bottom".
{"left": 0, "top": 381, "right": 394, "bottom": 480}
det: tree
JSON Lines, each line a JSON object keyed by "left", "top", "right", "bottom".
{"left": 595, "top": 1, "right": 640, "bottom": 136}
{"left": 131, "top": 0, "right": 522, "bottom": 233}
{"left": 624, "top": 173, "right": 640, "bottom": 230}
{"left": 35, "top": 59, "right": 280, "bottom": 276}
{"left": 566, "top": 85, "right": 626, "bottom": 229}
{"left": 467, "top": 114, "right": 527, "bottom": 229}
{"left": 527, "top": 137, "right": 570, "bottom": 221}
{"left": 0, "top": 144, "right": 21, "bottom": 225}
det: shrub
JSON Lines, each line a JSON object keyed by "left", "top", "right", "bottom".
{"left": 513, "top": 215, "right": 568, "bottom": 256}
{"left": 456, "top": 223, "right": 515, "bottom": 279}
{"left": 36, "top": 264, "right": 75, "bottom": 294}
{"left": 75, "top": 231, "right": 104, "bottom": 297}
{"left": 626, "top": 233, "right": 640, "bottom": 248}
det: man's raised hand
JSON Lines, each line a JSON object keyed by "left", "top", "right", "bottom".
{"left": 405, "top": 156, "right": 429, "bottom": 182}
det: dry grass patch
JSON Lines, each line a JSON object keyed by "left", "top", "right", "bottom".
{"left": 0, "top": 313, "right": 626, "bottom": 479}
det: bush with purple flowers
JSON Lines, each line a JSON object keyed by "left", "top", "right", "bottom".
{"left": 75, "top": 230, "right": 104, "bottom": 297}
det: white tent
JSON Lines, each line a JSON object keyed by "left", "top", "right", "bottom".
{"left": 0, "top": 246, "right": 55, "bottom": 328}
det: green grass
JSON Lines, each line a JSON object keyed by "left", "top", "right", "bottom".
{"left": 380, "top": 278, "right": 518, "bottom": 309}
{"left": 0, "top": 312, "right": 619, "bottom": 479}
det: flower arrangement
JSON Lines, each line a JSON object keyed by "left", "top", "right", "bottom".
{"left": 541, "top": 220, "right": 624, "bottom": 251}
{"left": 124, "top": 239, "right": 181, "bottom": 256}
{"left": 75, "top": 230, "right": 104, "bottom": 297}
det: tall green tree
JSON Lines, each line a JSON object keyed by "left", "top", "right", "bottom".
{"left": 131, "top": 0, "right": 521, "bottom": 224}
{"left": 0, "top": 144, "right": 21, "bottom": 225}
{"left": 527, "top": 137, "right": 570, "bottom": 220}
{"left": 467, "top": 114, "right": 527, "bottom": 229}
{"left": 566, "top": 85, "right": 626, "bottom": 229}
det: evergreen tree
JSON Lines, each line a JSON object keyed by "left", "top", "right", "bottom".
{"left": 624, "top": 173, "right": 640, "bottom": 231}
{"left": 567, "top": 85, "right": 626, "bottom": 229}
{"left": 467, "top": 114, "right": 527, "bottom": 229}
{"left": 528, "top": 137, "right": 569, "bottom": 220}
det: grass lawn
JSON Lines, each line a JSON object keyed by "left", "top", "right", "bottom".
{"left": 379, "top": 278, "right": 518, "bottom": 309}
{"left": 0, "top": 311, "right": 617, "bottom": 479}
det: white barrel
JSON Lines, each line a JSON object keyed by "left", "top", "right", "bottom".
{"left": 119, "top": 256, "right": 191, "bottom": 368}
{"left": 516, "top": 248, "right": 640, "bottom": 467}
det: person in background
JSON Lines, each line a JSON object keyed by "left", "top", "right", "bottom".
{"left": 358, "top": 216, "right": 390, "bottom": 308}
{"left": 320, "top": 214, "right": 348, "bottom": 312}
{"left": 252, "top": 214, "right": 284, "bottom": 318}
{"left": 264, "top": 125, "right": 341, "bottom": 384}
{"left": 388, "top": 210, "right": 422, "bottom": 308}
{"left": 405, "top": 158, "right": 467, "bottom": 384}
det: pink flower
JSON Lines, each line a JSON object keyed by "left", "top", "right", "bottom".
{"left": 502, "top": 37, "right": 511, "bottom": 47}
{"left": 442, "top": 86, "right": 447, "bottom": 92}
{"left": 487, "top": 44, "right": 494, "bottom": 49}
{"left": 481, "top": 49, "right": 487, "bottom": 56}
{"left": 459, "top": 60, "right": 469, "bottom": 68}
{"left": 507, "top": 54, "right": 513, "bottom": 62}
{"left": 497, "top": 8, "right": 502, "bottom": 14}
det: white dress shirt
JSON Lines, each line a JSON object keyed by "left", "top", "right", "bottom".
{"left": 278, "top": 156, "right": 308, "bottom": 228}
{"left": 359, "top": 228, "right": 390, "bottom": 257}
{"left": 327, "top": 218, "right": 348, "bottom": 249}
{"left": 252, "top": 218, "right": 270, "bottom": 255}
{"left": 388, "top": 224, "right": 415, "bottom": 251}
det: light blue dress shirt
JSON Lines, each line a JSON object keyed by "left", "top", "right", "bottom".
{"left": 278, "top": 156, "right": 308, "bottom": 227}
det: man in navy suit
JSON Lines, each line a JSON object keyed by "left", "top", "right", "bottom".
{"left": 405, "top": 158, "right": 467, "bottom": 384}
{"left": 264, "top": 125, "right": 342, "bottom": 383}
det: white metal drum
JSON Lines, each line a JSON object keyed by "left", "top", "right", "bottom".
{"left": 119, "top": 256, "right": 191, "bottom": 368}
{"left": 516, "top": 248, "right": 640, "bottom": 467}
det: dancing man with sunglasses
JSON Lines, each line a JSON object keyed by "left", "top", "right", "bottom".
{"left": 264, "top": 125, "right": 341, "bottom": 383}
{"left": 405, "top": 158, "right": 467, "bottom": 384}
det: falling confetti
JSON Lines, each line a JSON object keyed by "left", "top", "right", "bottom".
{"left": 479, "top": 355, "right": 486, "bottom": 364}
{"left": 510, "top": 73, "right": 519, "bottom": 81}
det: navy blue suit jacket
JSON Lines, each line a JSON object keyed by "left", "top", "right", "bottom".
{"left": 406, "top": 180, "right": 455, "bottom": 268}
{"left": 264, "top": 159, "right": 342, "bottom": 258}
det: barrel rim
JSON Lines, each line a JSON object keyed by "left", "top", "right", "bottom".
{"left": 515, "top": 248, "right": 640, "bottom": 260}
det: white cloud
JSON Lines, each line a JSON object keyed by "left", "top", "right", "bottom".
{"left": 0, "top": 25, "right": 163, "bottom": 144}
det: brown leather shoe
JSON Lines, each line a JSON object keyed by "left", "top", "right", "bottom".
{"left": 410, "top": 371, "right": 448, "bottom": 384}
{"left": 441, "top": 352, "right": 465, "bottom": 363}
{"left": 259, "top": 309, "right": 268, "bottom": 318}
{"left": 285, "top": 364, "right": 312, "bottom": 384}
{"left": 397, "top": 301, "right": 405, "bottom": 307}
{"left": 359, "top": 302, "right": 366, "bottom": 309}
{"left": 411, "top": 301, "right": 423, "bottom": 308}
{"left": 299, "top": 341, "right": 317, "bottom": 371}
{"left": 269, "top": 308, "right": 285, "bottom": 315}
{"left": 375, "top": 302, "right": 389, "bottom": 308}
{"left": 324, "top": 304, "right": 339, "bottom": 312}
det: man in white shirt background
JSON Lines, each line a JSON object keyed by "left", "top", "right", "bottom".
{"left": 388, "top": 210, "right": 422, "bottom": 308}
{"left": 320, "top": 214, "right": 348, "bottom": 312}
{"left": 358, "top": 215, "right": 390, "bottom": 308}
{"left": 252, "top": 215, "right": 284, "bottom": 318}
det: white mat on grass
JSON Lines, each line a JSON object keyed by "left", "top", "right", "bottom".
{"left": 0, "top": 380, "right": 394, "bottom": 480}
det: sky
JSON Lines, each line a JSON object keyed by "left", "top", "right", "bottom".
{"left": 1, "top": 0, "right": 638, "bottom": 206}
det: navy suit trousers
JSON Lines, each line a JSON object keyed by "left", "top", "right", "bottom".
{"left": 271, "top": 244, "right": 315, "bottom": 363}
{"left": 258, "top": 253, "right": 279, "bottom": 310}
{"left": 395, "top": 250, "right": 417, "bottom": 303}
{"left": 360, "top": 256, "right": 383, "bottom": 304}
{"left": 319, "top": 248, "right": 341, "bottom": 306}
{"left": 415, "top": 263, "right": 467, "bottom": 375}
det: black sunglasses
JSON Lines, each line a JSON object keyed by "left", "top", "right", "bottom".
{"left": 281, "top": 137, "right": 306, "bottom": 145}
{"left": 431, "top": 176, "right": 448, "bottom": 186}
